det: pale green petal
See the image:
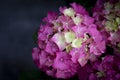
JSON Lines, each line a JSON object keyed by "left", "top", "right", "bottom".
{"left": 71, "top": 38, "right": 83, "bottom": 48}
{"left": 72, "top": 16, "right": 82, "bottom": 25}
{"left": 64, "top": 31, "right": 75, "bottom": 43}
{"left": 63, "top": 8, "right": 75, "bottom": 17}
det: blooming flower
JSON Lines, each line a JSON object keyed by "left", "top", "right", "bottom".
{"left": 92, "top": 55, "right": 120, "bottom": 80}
{"left": 93, "top": 0, "right": 120, "bottom": 54}
{"left": 78, "top": 54, "right": 120, "bottom": 80}
{"left": 32, "top": 2, "right": 108, "bottom": 79}
{"left": 53, "top": 52, "right": 78, "bottom": 79}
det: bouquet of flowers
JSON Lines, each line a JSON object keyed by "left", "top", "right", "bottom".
{"left": 32, "top": 0, "right": 120, "bottom": 79}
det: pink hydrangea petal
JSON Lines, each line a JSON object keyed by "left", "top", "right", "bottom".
{"left": 46, "top": 69, "right": 56, "bottom": 77}
{"left": 38, "top": 33, "right": 47, "bottom": 41}
{"left": 109, "top": 31, "right": 120, "bottom": 43}
{"left": 89, "top": 43, "right": 100, "bottom": 55}
{"left": 38, "top": 50, "right": 54, "bottom": 68}
{"left": 43, "top": 25, "right": 53, "bottom": 34}
{"left": 32, "top": 47, "right": 40, "bottom": 61}
{"left": 59, "top": 6, "right": 67, "bottom": 13}
{"left": 89, "top": 24, "right": 103, "bottom": 43}
{"left": 45, "top": 41, "right": 59, "bottom": 55}
{"left": 72, "top": 25, "right": 88, "bottom": 37}
{"left": 57, "top": 16, "right": 74, "bottom": 30}
{"left": 53, "top": 52, "right": 78, "bottom": 78}
{"left": 53, "top": 52, "right": 71, "bottom": 70}
{"left": 43, "top": 11, "right": 58, "bottom": 23}
{"left": 89, "top": 73, "right": 97, "bottom": 80}
{"left": 70, "top": 44, "right": 86, "bottom": 63}
{"left": 38, "top": 40, "right": 46, "bottom": 49}
{"left": 51, "top": 33, "right": 66, "bottom": 50}
{"left": 39, "top": 50, "right": 48, "bottom": 66}
{"left": 83, "top": 16, "right": 94, "bottom": 25}
{"left": 70, "top": 2, "right": 88, "bottom": 15}
{"left": 56, "top": 70, "right": 71, "bottom": 79}
{"left": 32, "top": 48, "right": 40, "bottom": 67}
{"left": 78, "top": 53, "right": 88, "bottom": 67}
{"left": 70, "top": 48, "right": 80, "bottom": 63}
{"left": 96, "top": 41, "right": 106, "bottom": 53}
{"left": 89, "top": 54, "right": 97, "bottom": 62}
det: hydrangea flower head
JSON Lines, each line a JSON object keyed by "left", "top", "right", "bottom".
{"left": 32, "top": 2, "right": 107, "bottom": 79}
{"left": 78, "top": 54, "right": 120, "bottom": 80}
{"left": 93, "top": 0, "right": 120, "bottom": 54}
{"left": 92, "top": 55, "right": 120, "bottom": 80}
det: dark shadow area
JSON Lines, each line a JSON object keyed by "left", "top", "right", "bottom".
{"left": 0, "top": 0, "right": 65, "bottom": 80}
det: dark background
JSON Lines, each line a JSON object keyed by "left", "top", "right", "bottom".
{"left": 0, "top": 0, "right": 96, "bottom": 80}
{"left": 0, "top": 0, "right": 65, "bottom": 80}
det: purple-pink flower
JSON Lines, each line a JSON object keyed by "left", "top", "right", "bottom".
{"left": 32, "top": 1, "right": 120, "bottom": 79}
{"left": 93, "top": 0, "right": 120, "bottom": 54}
{"left": 53, "top": 52, "right": 78, "bottom": 79}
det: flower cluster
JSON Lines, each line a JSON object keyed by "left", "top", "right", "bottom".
{"left": 32, "top": 1, "right": 120, "bottom": 79}
{"left": 78, "top": 55, "right": 120, "bottom": 80}
{"left": 93, "top": 0, "right": 120, "bottom": 55}
{"left": 89, "top": 0, "right": 120, "bottom": 79}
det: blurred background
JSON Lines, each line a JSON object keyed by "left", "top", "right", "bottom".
{"left": 0, "top": 0, "right": 65, "bottom": 80}
{"left": 0, "top": 0, "right": 96, "bottom": 80}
